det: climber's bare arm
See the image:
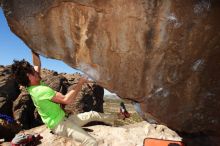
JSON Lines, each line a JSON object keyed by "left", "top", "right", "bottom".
{"left": 32, "top": 50, "right": 41, "bottom": 75}
{"left": 52, "top": 77, "right": 88, "bottom": 104}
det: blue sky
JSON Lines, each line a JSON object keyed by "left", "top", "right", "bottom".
{"left": 0, "top": 8, "right": 112, "bottom": 95}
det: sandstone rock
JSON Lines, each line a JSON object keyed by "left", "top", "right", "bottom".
{"left": 1, "top": 0, "right": 220, "bottom": 140}
{"left": 0, "top": 66, "right": 20, "bottom": 116}
{"left": 85, "top": 84, "right": 104, "bottom": 112}
{"left": 41, "top": 69, "right": 69, "bottom": 95}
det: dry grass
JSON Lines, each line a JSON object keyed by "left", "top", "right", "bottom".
{"left": 103, "top": 98, "right": 143, "bottom": 126}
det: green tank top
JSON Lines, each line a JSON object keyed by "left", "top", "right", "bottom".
{"left": 27, "top": 81, "right": 65, "bottom": 129}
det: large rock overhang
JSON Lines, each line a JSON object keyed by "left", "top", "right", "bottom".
{"left": 1, "top": 0, "right": 220, "bottom": 135}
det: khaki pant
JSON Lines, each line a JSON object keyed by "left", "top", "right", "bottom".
{"left": 51, "top": 111, "right": 114, "bottom": 146}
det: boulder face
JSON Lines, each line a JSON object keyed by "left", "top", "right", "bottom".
{"left": 1, "top": 0, "right": 220, "bottom": 136}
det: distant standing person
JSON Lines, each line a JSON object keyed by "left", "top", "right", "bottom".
{"left": 119, "top": 102, "right": 130, "bottom": 120}
{"left": 11, "top": 51, "right": 115, "bottom": 146}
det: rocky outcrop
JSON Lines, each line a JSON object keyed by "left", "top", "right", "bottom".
{"left": 1, "top": 0, "right": 220, "bottom": 140}
{"left": 0, "top": 65, "right": 20, "bottom": 116}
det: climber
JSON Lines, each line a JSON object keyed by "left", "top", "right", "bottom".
{"left": 11, "top": 50, "right": 115, "bottom": 146}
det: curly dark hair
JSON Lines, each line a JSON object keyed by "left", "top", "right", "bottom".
{"left": 11, "top": 59, "right": 34, "bottom": 87}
